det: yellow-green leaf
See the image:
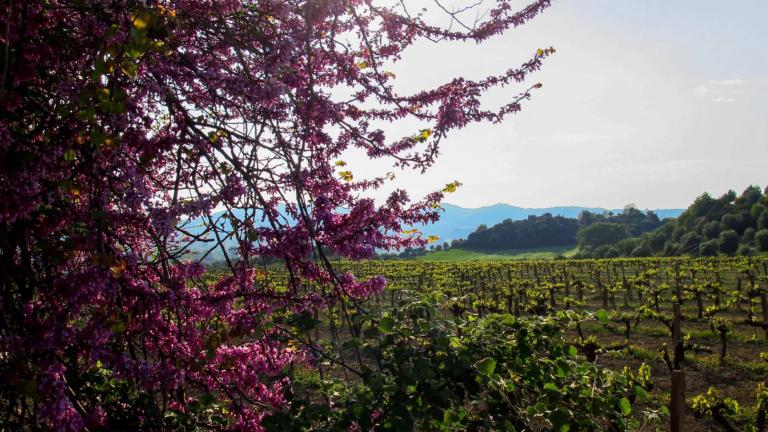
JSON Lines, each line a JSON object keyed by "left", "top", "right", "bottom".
{"left": 442, "top": 181, "right": 461, "bottom": 193}
{"left": 618, "top": 397, "right": 632, "bottom": 416}
{"left": 64, "top": 149, "right": 76, "bottom": 162}
{"left": 132, "top": 12, "right": 153, "bottom": 31}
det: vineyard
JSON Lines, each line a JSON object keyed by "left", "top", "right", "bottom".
{"left": 241, "top": 256, "right": 768, "bottom": 431}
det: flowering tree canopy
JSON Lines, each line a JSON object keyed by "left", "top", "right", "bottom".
{"left": 0, "top": 0, "right": 552, "bottom": 429}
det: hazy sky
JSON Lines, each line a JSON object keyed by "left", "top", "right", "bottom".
{"left": 346, "top": 0, "right": 768, "bottom": 210}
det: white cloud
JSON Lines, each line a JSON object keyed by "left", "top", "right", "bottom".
{"left": 708, "top": 79, "right": 746, "bottom": 86}
{"left": 694, "top": 79, "right": 747, "bottom": 102}
{"left": 549, "top": 132, "right": 616, "bottom": 144}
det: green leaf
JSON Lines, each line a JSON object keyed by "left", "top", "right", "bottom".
{"left": 64, "top": 149, "right": 76, "bottom": 162}
{"left": 379, "top": 316, "right": 395, "bottom": 332}
{"left": 543, "top": 382, "right": 561, "bottom": 395}
{"left": 442, "top": 181, "right": 459, "bottom": 193}
{"left": 474, "top": 358, "right": 497, "bottom": 376}
{"left": 363, "top": 325, "right": 380, "bottom": 339}
{"left": 199, "top": 393, "right": 215, "bottom": 406}
{"left": 449, "top": 336, "right": 461, "bottom": 348}
{"left": 110, "top": 320, "right": 127, "bottom": 333}
{"left": 595, "top": 309, "right": 609, "bottom": 323}
{"left": 634, "top": 385, "right": 648, "bottom": 400}
{"left": 342, "top": 338, "right": 362, "bottom": 350}
{"left": 126, "top": 41, "right": 147, "bottom": 59}
{"left": 132, "top": 11, "right": 154, "bottom": 31}
{"left": 290, "top": 311, "right": 319, "bottom": 332}
{"left": 551, "top": 408, "right": 571, "bottom": 432}
{"left": 618, "top": 397, "right": 632, "bottom": 416}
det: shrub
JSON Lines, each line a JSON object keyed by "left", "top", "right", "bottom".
{"left": 699, "top": 240, "right": 720, "bottom": 257}
{"left": 756, "top": 229, "right": 768, "bottom": 252}
{"left": 719, "top": 230, "right": 740, "bottom": 255}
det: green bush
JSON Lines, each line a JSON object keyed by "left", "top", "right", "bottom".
{"left": 756, "top": 229, "right": 768, "bottom": 252}
{"left": 699, "top": 239, "right": 720, "bottom": 257}
{"left": 269, "top": 297, "right": 661, "bottom": 431}
{"left": 719, "top": 230, "right": 740, "bottom": 255}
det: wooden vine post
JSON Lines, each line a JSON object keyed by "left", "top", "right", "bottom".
{"left": 671, "top": 369, "right": 686, "bottom": 432}
{"left": 673, "top": 265, "right": 685, "bottom": 365}
{"left": 670, "top": 263, "right": 686, "bottom": 432}
{"left": 762, "top": 261, "right": 768, "bottom": 339}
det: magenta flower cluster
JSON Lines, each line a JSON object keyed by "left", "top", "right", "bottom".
{"left": 0, "top": 0, "right": 550, "bottom": 429}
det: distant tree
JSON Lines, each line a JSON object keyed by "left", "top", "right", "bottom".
{"left": 463, "top": 213, "right": 579, "bottom": 251}
{"left": 615, "top": 238, "right": 640, "bottom": 256}
{"left": 578, "top": 210, "right": 598, "bottom": 226}
{"left": 699, "top": 240, "right": 720, "bottom": 257}
{"left": 592, "top": 245, "right": 617, "bottom": 258}
{"left": 735, "top": 185, "right": 763, "bottom": 209}
{"left": 718, "top": 230, "right": 740, "bottom": 255}
{"left": 663, "top": 242, "right": 681, "bottom": 256}
{"left": 742, "top": 227, "right": 757, "bottom": 246}
{"left": 759, "top": 210, "right": 768, "bottom": 231}
{"left": 738, "top": 244, "right": 757, "bottom": 256}
{"left": 677, "top": 193, "right": 716, "bottom": 227}
{"left": 679, "top": 232, "right": 703, "bottom": 255}
{"left": 721, "top": 213, "right": 739, "bottom": 232}
{"left": 756, "top": 229, "right": 768, "bottom": 252}
{"left": 577, "top": 222, "right": 631, "bottom": 250}
{"left": 631, "top": 243, "right": 653, "bottom": 257}
{"left": 672, "top": 225, "right": 687, "bottom": 242}
{"left": 647, "top": 231, "right": 668, "bottom": 251}
{"left": 741, "top": 210, "right": 755, "bottom": 231}
{"left": 721, "top": 212, "right": 752, "bottom": 234}
{"left": 751, "top": 203, "right": 767, "bottom": 220}
{"left": 442, "top": 242, "right": 450, "bottom": 250}
{"left": 702, "top": 221, "right": 722, "bottom": 240}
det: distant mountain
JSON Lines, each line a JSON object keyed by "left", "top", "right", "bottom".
{"left": 419, "top": 203, "right": 684, "bottom": 245}
{"left": 180, "top": 203, "right": 684, "bottom": 262}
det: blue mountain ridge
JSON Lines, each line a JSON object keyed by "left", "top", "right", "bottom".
{"left": 181, "top": 203, "right": 683, "bottom": 262}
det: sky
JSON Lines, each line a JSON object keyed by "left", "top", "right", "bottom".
{"left": 345, "top": 0, "right": 768, "bottom": 210}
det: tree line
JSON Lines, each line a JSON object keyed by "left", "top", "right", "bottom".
{"left": 434, "top": 185, "right": 768, "bottom": 259}
{"left": 449, "top": 206, "right": 665, "bottom": 252}
{"left": 577, "top": 185, "right": 768, "bottom": 258}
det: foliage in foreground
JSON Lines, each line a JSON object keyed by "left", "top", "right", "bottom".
{"left": 267, "top": 297, "right": 662, "bottom": 431}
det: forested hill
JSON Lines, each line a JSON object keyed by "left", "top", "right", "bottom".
{"left": 451, "top": 207, "right": 667, "bottom": 252}
{"left": 419, "top": 203, "right": 683, "bottom": 244}
{"left": 577, "top": 185, "right": 768, "bottom": 258}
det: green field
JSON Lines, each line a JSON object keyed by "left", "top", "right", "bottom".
{"left": 414, "top": 245, "right": 579, "bottom": 261}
